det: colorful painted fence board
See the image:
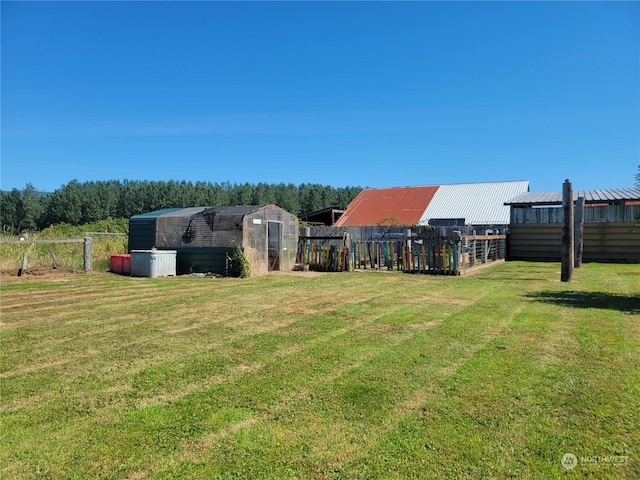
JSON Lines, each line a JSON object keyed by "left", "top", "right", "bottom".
{"left": 298, "top": 226, "right": 506, "bottom": 275}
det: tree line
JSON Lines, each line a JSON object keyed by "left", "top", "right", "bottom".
{"left": 1, "top": 180, "right": 363, "bottom": 233}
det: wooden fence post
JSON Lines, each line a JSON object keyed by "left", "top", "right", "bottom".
{"left": 574, "top": 196, "right": 585, "bottom": 268}
{"left": 49, "top": 249, "right": 59, "bottom": 269}
{"left": 405, "top": 228, "right": 412, "bottom": 272}
{"left": 561, "top": 180, "right": 574, "bottom": 282}
{"left": 18, "top": 251, "right": 28, "bottom": 276}
{"left": 83, "top": 236, "right": 92, "bottom": 272}
{"left": 343, "top": 233, "right": 350, "bottom": 271}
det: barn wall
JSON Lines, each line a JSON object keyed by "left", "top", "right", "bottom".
{"left": 508, "top": 204, "right": 640, "bottom": 263}
{"left": 508, "top": 222, "right": 640, "bottom": 262}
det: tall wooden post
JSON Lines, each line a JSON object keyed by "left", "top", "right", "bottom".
{"left": 561, "top": 180, "right": 574, "bottom": 282}
{"left": 343, "top": 232, "right": 351, "bottom": 272}
{"left": 406, "top": 228, "right": 412, "bottom": 271}
{"left": 303, "top": 227, "right": 310, "bottom": 266}
{"left": 83, "top": 236, "right": 93, "bottom": 272}
{"left": 574, "top": 196, "right": 585, "bottom": 268}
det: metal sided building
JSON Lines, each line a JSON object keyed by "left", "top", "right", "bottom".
{"left": 129, "top": 205, "right": 299, "bottom": 275}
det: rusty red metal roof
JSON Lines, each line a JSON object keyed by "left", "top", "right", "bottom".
{"left": 334, "top": 186, "right": 439, "bottom": 226}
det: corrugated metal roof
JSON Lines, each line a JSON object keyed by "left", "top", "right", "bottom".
{"left": 334, "top": 186, "right": 439, "bottom": 226}
{"left": 505, "top": 188, "right": 640, "bottom": 206}
{"left": 419, "top": 181, "right": 530, "bottom": 225}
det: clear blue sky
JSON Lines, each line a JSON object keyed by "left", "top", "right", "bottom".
{"left": 1, "top": 1, "right": 638, "bottom": 193}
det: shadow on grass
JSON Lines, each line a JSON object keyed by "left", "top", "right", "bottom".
{"left": 527, "top": 291, "right": 640, "bottom": 314}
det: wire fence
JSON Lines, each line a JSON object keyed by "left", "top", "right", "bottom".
{"left": 0, "top": 234, "right": 128, "bottom": 273}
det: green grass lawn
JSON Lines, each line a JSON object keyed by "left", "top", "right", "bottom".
{"left": 1, "top": 262, "right": 638, "bottom": 479}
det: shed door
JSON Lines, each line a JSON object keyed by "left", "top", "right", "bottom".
{"left": 267, "top": 221, "right": 282, "bottom": 271}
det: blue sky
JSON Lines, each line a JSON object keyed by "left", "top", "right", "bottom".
{"left": 1, "top": 1, "right": 638, "bottom": 193}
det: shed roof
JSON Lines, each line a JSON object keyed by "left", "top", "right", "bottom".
{"left": 131, "top": 205, "right": 272, "bottom": 220}
{"left": 505, "top": 188, "right": 640, "bottom": 206}
{"left": 334, "top": 186, "right": 439, "bottom": 226}
{"left": 130, "top": 208, "right": 184, "bottom": 220}
{"left": 157, "top": 207, "right": 215, "bottom": 218}
{"left": 419, "top": 180, "right": 529, "bottom": 225}
{"left": 335, "top": 181, "right": 529, "bottom": 227}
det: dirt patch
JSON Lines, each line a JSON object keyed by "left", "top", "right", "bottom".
{"left": 0, "top": 267, "right": 85, "bottom": 283}
{"left": 268, "top": 270, "right": 328, "bottom": 278}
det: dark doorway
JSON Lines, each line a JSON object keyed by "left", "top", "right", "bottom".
{"left": 267, "top": 221, "right": 282, "bottom": 271}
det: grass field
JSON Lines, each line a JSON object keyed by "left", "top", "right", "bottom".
{"left": 1, "top": 262, "right": 638, "bottom": 479}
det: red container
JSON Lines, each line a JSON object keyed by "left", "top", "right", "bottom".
{"left": 121, "top": 254, "right": 131, "bottom": 275}
{"left": 110, "top": 255, "right": 123, "bottom": 274}
{"left": 110, "top": 254, "right": 132, "bottom": 275}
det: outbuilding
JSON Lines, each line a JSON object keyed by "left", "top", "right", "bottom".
{"left": 129, "top": 205, "right": 299, "bottom": 275}
{"left": 505, "top": 188, "right": 640, "bottom": 263}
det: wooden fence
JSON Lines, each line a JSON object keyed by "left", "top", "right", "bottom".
{"left": 297, "top": 226, "right": 506, "bottom": 275}
{"left": 0, "top": 233, "right": 128, "bottom": 274}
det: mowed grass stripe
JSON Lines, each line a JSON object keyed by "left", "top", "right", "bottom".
{"left": 0, "top": 272, "right": 466, "bottom": 380}
{"left": 1, "top": 263, "right": 638, "bottom": 479}
{"left": 149, "top": 278, "right": 525, "bottom": 478}
{"left": 29, "top": 280, "right": 496, "bottom": 479}
{"left": 1, "top": 273, "right": 474, "bottom": 418}
{"left": 1, "top": 273, "right": 486, "bottom": 479}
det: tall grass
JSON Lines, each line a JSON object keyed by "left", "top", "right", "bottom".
{"left": 0, "top": 219, "right": 128, "bottom": 272}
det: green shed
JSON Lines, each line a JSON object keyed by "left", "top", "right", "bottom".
{"left": 129, "top": 205, "right": 299, "bottom": 276}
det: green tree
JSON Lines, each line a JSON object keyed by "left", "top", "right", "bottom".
{"left": 17, "top": 183, "right": 45, "bottom": 231}
{"left": 0, "top": 189, "right": 21, "bottom": 233}
{"left": 44, "top": 180, "right": 83, "bottom": 225}
{"left": 4, "top": 178, "right": 364, "bottom": 230}
{"left": 275, "top": 183, "right": 300, "bottom": 215}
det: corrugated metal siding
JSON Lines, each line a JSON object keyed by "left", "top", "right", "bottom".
{"left": 506, "top": 188, "right": 640, "bottom": 205}
{"left": 419, "top": 181, "right": 529, "bottom": 226}
{"left": 334, "top": 186, "right": 439, "bottom": 227}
